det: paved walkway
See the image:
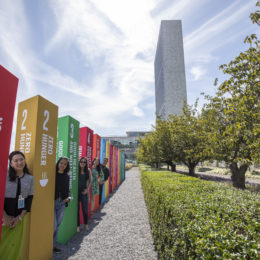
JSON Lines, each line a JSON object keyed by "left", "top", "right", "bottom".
{"left": 53, "top": 167, "right": 158, "bottom": 260}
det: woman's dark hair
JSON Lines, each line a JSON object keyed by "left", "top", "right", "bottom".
{"left": 56, "top": 157, "right": 70, "bottom": 174}
{"left": 92, "top": 157, "right": 101, "bottom": 173}
{"left": 8, "top": 151, "right": 30, "bottom": 181}
{"left": 79, "top": 157, "right": 89, "bottom": 175}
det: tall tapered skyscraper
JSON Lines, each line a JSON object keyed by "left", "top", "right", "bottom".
{"left": 154, "top": 20, "right": 187, "bottom": 119}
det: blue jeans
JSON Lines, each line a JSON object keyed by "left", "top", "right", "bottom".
{"left": 53, "top": 198, "right": 65, "bottom": 246}
{"left": 78, "top": 193, "right": 89, "bottom": 225}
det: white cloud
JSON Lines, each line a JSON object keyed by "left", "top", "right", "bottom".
{"left": 190, "top": 66, "right": 206, "bottom": 81}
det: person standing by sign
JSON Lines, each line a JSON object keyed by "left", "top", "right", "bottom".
{"left": 53, "top": 157, "right": 71, "bottom": 254}
{"left": 77, "top": 157, "right": 91, "bottom": 232}
{"left": 0, "top": 151, "right": 34, "bottom": 260}
{"left": 91, "top": 158, "right": 104, "bottom": 214}
{"left": 100, "top": 158, "right": 109, "bottom": 204}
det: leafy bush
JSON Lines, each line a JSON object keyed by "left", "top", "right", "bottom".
{"left": 140, "top": 165, "right": 260, "bottom": 259}
{"left": 125, "top": 163, "right": 136, "bottom": 171}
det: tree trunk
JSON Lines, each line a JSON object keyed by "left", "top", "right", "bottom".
{"left": 171, "top": 164, "right": 176, "bottom": 172}
{"left": 230, "top": 162, "right": 248, "bottom": 189}
{"left": 188, "top": 163, "right": 196, "bottom": 176}
{"left": 167, "top": 164, "right": 169, "bottom": 170}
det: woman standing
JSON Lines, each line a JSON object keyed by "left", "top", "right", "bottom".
{"left": 91, "top": 158, "right": 104, "bottom": 214}
{"left": 53, "top": 157, "right": 71, "bottom": 254}
{"left": 0, "top": 151, "right": 34, "bottom": 260}
{"left": 77, "top": 157, "right": 91, "bottom": 231}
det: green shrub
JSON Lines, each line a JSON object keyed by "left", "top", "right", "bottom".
{"left": 140, "top": 165, "right": 260, "bottom": 259}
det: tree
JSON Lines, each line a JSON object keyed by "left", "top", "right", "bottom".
{"left": 203, "top": 5, "right": 260, "bottom": 188}
{"left": 154, "top": 116, "right": 177, "bottom": 171}
{"left": 169, "top": 101, "right": 211, "bottom": 176}
{"left": 136, "top": 131, "right": 161, "bottom": 168}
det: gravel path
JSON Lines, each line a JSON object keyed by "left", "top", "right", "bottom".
{"left": 53, "top": 167, "right": 158, "bottom": 260}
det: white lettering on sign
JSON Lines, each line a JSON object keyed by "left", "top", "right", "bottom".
{"left": 58, "top": 141, "right": 63, "bottom": 157}
{"left": 0, "top": 117, "right": 3, "bottom": 131}
{"left": 40, "top": 133, "right": 54, "bottom": 166}
{"left": 41, "top": 134, "right": 48, "bottom": 165}
{"left": 48, "top": 136, "right": 54, "bottom": 155}
{"left": 19, "top": 132, "right": 32, "bottom": 154}
{"left": 73, "top": 141, "right": 77, "bottom": 181}
{"left": 78, "top": 145, "right": 82, "bottom": 158}
{"left": 87, "top": 146, "right": 92, "bottom": 168}
{"left": 25, "top": 132, "right": 32, "bottom": 153}
{"left": 70, "top": 123, "right": 74, "bottom": 138}
{"left": 19, "top": 133, "right": 25, "bottom": 153}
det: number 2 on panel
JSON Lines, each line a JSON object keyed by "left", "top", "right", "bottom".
{"left": 43, "top": 110, "right": 49, "bottom": 131}
{"left": 21, "top": 109, "right": 28, "bottom": 130}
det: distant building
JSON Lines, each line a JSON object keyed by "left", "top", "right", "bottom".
{"left": 154, "top": 20, "right": 187, "bottom": 119}
{"left": 103, "top": 131, "right": 150, "bottom": 162}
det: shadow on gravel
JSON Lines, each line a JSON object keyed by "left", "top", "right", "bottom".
{"left": 53, "top": 183, "right": 125, "bottom": 260}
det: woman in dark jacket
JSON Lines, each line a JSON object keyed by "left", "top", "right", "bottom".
{"left": 53, "top": 157, "right": 71, "bottom": 253}
{"left": 77, "top": 157, "right": 92, "bottom": 232}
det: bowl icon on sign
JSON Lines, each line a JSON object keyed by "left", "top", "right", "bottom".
{"left": 40, "top": 179, "right": 48, "bottom": 187}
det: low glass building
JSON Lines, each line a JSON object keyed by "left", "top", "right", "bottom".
{"left": 103, "top": 131, "right": 150, "bottom": 162}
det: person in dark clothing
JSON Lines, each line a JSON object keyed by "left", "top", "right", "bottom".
{"left": 77, "top": 157, "right": 92, "bottom": 232}
{"left": 53, "top": 157, "right": 71, "bottom": 254}
{"left": 99, "top": 158, "right": 109, "bottom": 204}
{"left": 0, "top": 151, "right": 34, "bottom": 260}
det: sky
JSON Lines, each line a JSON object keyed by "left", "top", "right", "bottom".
{"left": 0, "top": 0, "right": 259, "bottom": 150}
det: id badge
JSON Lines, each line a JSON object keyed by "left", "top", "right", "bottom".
{"left": 18, "top": 195, "right": 25, "bottom": 209}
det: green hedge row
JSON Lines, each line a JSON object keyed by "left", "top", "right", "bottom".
{"left": 140, "top": 165, "right": 260, "bottom": 259}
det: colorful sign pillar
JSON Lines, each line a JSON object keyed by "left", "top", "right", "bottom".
{"left": 15, "top": 95, "right": 58, "bottom": 260}
{"left": 0, "top": 66, "right": 18, "bottom": 239}
{"left": 112, "top": 146, "right": 116, "bottom": 191}
{"left": 79, "top": 127, "right": 93, "bottom": 170}
{"left": 118, "top": 150, "right": 121, "bottom": 187}
{"left": 105, "top": 141, "right": 110, "bottom": 198}
{"left": 109, "top": 144, "right": 113, "bottom": 193}
{"left": 100, "top": 138, "right": 106, "bottom": 204}
{"left": 121, "top": 152, "right": 125, "bottom": 182}
{"left": 92, "top": 134, "right": 101, "bottom": 160}
{"left": 79, "top": 127, "right": 93, "bottom": 221}
{"left": 115, "top": 147, "right": 118, "bottom": 189}
{"left": 56, "top": 116, "right": 79, "bottom": 244}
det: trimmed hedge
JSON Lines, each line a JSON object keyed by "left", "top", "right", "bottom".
{"left": 140, "top": 165, "right": 260, "bottom": 259}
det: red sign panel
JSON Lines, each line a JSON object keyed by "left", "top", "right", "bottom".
{"left": 92, "top": 134, "right": 101, "bottom": 160}
{"left": 0, "top": 65, "right": 19, "bottom": 239}
{"left": 79, "top": 127, "right": 93, "bottom": 170}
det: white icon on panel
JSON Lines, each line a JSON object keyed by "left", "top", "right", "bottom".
{"left": 40, "top": 172, "right": 48, "bottom": 187}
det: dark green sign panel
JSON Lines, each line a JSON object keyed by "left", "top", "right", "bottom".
{"left": 56, "top": 115, "right": 79, "bottom": 244}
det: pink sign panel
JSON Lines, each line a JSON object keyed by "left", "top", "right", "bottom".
{"left": 79, "top": 127, "right": 93, "bottom": 222}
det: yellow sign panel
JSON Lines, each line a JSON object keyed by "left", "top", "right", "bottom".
{"left": 15, "top": 95, "right": 58, "bottom": 260}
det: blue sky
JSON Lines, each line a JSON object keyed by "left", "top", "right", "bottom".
{"left": 0, "top": 0, "right": 258, "bottom": 149}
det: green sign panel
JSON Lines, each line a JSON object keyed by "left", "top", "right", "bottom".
{"left": 56, "top": 116, "right": 79, "bottom": 244}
